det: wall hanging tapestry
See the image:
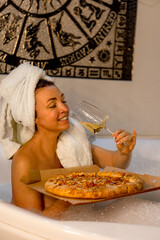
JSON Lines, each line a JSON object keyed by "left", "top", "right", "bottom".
{"left": 0, "top": 0, "right": 137, "bottom": 80}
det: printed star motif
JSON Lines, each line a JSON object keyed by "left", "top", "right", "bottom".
{"left": 106, "top": 40, "right": 112, "bottom": 47}
{"left": 89, "top": 56, "right": 95, "bottom": 63}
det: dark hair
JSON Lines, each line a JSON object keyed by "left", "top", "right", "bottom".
{"left": 35, "top": 79, "right": 55, "bottom": 91}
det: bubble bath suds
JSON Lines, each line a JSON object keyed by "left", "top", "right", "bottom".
{"left": 58, "top": 156, "right": 160, "bottom": 226}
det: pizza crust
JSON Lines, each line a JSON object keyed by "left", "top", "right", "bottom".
{"left": 45, "top": 171, "right": 144, "bottom": 199}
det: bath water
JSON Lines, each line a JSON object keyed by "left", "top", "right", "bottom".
{"left": 58, "top": 154, "right": 160, "bottom": 226}
{"left": 1, "top": 140, "right": 160, "bottom": 227}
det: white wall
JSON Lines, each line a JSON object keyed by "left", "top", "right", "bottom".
{"left": 0, "top": 1, "right": 160, "bottom": 136}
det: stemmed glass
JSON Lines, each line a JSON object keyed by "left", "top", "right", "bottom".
{"left": 71, "top": 101, "right": 113, "bottom": 135}
{"left": 71, "top": 101, "right": 129, "bottom": 151}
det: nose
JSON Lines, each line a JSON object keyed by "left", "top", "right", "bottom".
{"left": 59, "top": 101, "right": 69, "bottom": 113}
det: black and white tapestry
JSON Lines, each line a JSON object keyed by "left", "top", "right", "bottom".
{"left": 0, "top": 0, "right": 137, "bottom": 80}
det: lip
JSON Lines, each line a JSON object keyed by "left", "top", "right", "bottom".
{"left": 58, "top": 116, "right": 69, "bottom": 121}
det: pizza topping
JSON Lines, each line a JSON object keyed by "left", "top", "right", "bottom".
{"left": 45, "top": 171, "right": 144, "bottom": 199}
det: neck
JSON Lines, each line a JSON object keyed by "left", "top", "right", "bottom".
{"left": 32, "top": 130, "right": 60, "bottom": 157}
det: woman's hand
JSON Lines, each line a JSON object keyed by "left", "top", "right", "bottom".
{"left": 42, "top": 200, "right": 71, "bottom": 218}
{"left": 113, "top": 129, "right": 137, "bottom": 155}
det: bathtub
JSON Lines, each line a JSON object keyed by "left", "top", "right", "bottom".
{"left": 0, "top": 137, "right": 160, "bottom": 240}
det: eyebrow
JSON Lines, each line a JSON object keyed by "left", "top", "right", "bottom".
{"left": 47, "top": 93, "right": 64, "bottom": 103}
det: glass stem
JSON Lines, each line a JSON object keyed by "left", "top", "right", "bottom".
{"left": 106, "top": 128, "right": 114, "bottom": 135}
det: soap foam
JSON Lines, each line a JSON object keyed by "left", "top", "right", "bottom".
{"left": 58, "top": 156, "right": 160, "bottom": 226}
{"left": 59, "top": 197, "right": 160, "bottom": 227}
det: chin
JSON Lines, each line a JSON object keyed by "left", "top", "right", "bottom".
{"left": 61, "top": 122, "right": 70, "bottom": 131}
{"left": 64, "top": 123, "right": 70, "bottom": 130}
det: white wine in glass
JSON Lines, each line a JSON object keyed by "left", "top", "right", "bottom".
{"left": 72, "top": 101, "right": 113, "bottom": 135}
{"left": 71, "top": 101, "right": 130, "bottom": 151}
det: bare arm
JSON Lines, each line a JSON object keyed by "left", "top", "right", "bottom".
{"left": 91, "top": 129, "right": 137, "bottom": 169}
{"left": 11, "top": 155, "right": 70, "bottom": 218}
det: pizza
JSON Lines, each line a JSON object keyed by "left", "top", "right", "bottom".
{"left": 44, "top": 171, "right": 144, "bottom": 199}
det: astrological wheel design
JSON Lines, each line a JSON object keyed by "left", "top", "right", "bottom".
{"left": 0, "top": 0, "right": 136, "bottom": 80}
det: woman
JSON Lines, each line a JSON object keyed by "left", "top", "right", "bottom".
{"left": 0, "top": 63, "right": 136, "bottom": 218}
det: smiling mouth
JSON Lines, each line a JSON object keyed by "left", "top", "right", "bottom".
{"left": 58, "top": 116, "right": 68, "bottom": 121}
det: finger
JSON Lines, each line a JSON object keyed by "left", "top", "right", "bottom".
{"left": 121, "top": 136, "right": 132, "bottom": 144}
{"left": 118, "top": 130, "right": 137, "bottom": 153}
{"left": 128, "top": 131, "right": 137, "bottom": 150}
{"left": 113, "top": 129, "right": 126, "bottom": 139}
{"left": 128, "top": 141, "right": 136, "bottom": 151}
{"left": 115, "top": 131, "right": 131, "bottom": 143}
{"left": 113, "top": 129, "right": 122, "bottom": 138}
{"left": 132, "top": 129, "right": 137, "bottom": 138}
{"left": 131, "top": 129, "right": 137, "bottom": 143}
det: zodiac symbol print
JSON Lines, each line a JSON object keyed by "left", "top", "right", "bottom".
{"left": 0, "top": 0, "right": 137, "bottom": 81}
{"left": 24, "top": 20, "right": 49, "bottom": 59}
{"left": 51, "top": 12, "right": 81, "bottom": 50}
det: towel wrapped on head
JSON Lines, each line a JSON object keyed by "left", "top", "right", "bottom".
{"left": 0, "top": 62, "right": 93, "bottom": 167}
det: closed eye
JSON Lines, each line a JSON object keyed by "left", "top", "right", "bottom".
{"left": 49, "top": 105, "right": 56, "bottom": 108}
{"left": 49, "top": 100, "right": 67, "bottom": 108}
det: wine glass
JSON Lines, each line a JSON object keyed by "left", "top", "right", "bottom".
{"left": 71, "top": 101, "right": 113, "bottom": 135}
{"left": 71, "top": 101, "right": 129, "bottom": 151}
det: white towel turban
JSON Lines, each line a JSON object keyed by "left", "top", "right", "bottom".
{"left": 0, "top": 62, "right": 93, "bottom": 167}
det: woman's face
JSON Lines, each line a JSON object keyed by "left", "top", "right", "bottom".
{"left": 35, "top": 85, "right": 70, "bottom": 133}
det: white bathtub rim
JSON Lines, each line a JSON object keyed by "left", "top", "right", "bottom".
{"left": 0, "top": 220, "right": 48, "bottom": 240}
{"left": 0, "top": 201, "right": 160, "bottom": 240}
{"left": 0, "top": 200, "right": 112, "bottom": 240}
{"left": 64, "top": 221, "right": 160, "bottom": 240}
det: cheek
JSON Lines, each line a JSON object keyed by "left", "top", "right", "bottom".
{"left": 49, "top": 110, "right": 58, "bottom": 122}
{"left": 35, "top": 104, "right": 45, "bottom": 125}
{"left": 36, "top": 107, "right": 58, "bottom": 128}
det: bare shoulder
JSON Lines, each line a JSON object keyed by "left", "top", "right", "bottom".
{"left": 12, "top": 142, "right": 37, "bottom": 179}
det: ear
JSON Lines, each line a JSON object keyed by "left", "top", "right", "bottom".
{"left": 35, "top": 116, "right": 39, "bottom": 126}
